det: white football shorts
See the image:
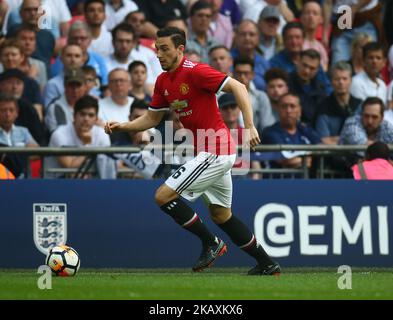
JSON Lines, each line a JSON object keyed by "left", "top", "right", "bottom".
{"left": 165, "top": 152, "right": 237, "bottom": 208}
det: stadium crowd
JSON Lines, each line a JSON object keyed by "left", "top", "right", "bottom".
{"left": 0, "top": 0, "right": 393, "bottom": 179}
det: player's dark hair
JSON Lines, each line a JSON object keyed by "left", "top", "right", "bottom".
{"left": 84, "top": 0, "right": 105, "bottom": 12}
{"left": 128, "top": 60, "right": 147, "bottom": 73}
{"left": 300, "top": 49, "right": 321, "bottom": 61}
{"left": 264, "top": 67, "right": 289, "bottom": 84}
{"left": 282, "top": 21, "right": 304, "bottom": 39}
{"left": 156, "top": 27, "right": 186, "bottom": 48}
{"left": 74, "top": 95, "right": 99, "bottom": 115}
{"left": 189, "top": 1, "right": 212, "bottom": 16}
{"left": 361, "top": 96, "right": 385, "bottom": 116}
{"left": 365, "top": 141, "right": 391, "bottom": 161}
{"left": 233, "top": 55, "right": 254, "bottom": 69}
{"left": 362, "top": 42, "right": 385, "bottom": 58}
{"left": 112, "top": 22, "right": 136, "bottom": 40}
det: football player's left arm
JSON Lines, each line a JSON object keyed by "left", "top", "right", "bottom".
{"left": 222, "top": 77, "right": 261, "bottom": 148}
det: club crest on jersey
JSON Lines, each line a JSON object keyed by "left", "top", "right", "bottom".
{"left": 179, "top": 83, "right": 189, "bottom": 95}
{"left": 170, "top": 99, "right": 188, "bottom": 110}
{"left": 33, "top": 203, "right": 67, "bottom": 255}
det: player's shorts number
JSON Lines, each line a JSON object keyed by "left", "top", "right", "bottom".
{"left": 171, "top": 166, "right": 186, "bottom": 179}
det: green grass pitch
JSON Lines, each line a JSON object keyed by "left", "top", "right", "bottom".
{"left": 1, "top": 268, "right": 392, "bottom": 300}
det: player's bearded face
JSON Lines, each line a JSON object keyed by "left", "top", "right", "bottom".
{"left": 156, "top": 37, "right": 183, "bottom": 71}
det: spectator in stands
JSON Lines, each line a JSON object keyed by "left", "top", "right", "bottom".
{"left": 165, "top": 16, "right": 189, "bottom": 36}
{"left": 128, "top": 60, "right": 151, "bottom": 103}
{"left": 233, "top": 55, "right": 275, "bottom": 136}
{"left": 43, "top": 44, "right": 84, "bottom": 107}
{"left": 186, "top": 1, "right": 220, "bottom": 64}
{"left": 315, "top": 61, "right": 362, "bottom": 145}
{"left": 44, "top": 95, "right": 115, "bottom": 179}
{"left": 105, "top": 23, "right": 161, "bottom": 95}
{"left": 51, "top": 21, "right": 108, "bottom": 90}
{"left": 261, "top": 92, "right": 321, "bottom": 169}
{"left": 201, "top": 0, "right": 234, "bottom": 49}
{"left": 264, "top": 67, "right": 289, "bottom": 121}
{"left": 134, "top": 0, "right": 187, "bottom": 36}
{"left": 218, "top": 92, "right": 257, "bottom": 176}
{"left": 45, "top": 68, "right": 88, "bottom": 134}
{"left": 0, "top": 93, "right": 39, "bottom": 177}
{"left": 15, "top": 26, "right": 47, "bottom": 90}
{"left": 340, "top": 97, "right": 393, "bottom": 147}
{"left": 6, "top": 0, "right": 55, "bottom": 71}
{"left": 349, "top": 32, "right": 373, "bottom": 76}
{"left": 288, "top": 49, "right": 329, "bottom": 125}
{"left": 124, "top": 10, "right": 155, "bottom": 52}
{"left": 269, "top": 21, "right": 303, "bottom": 72}
{"left": 0, "top": 68, "right": 46, "bottom": 146}
{"left": 0, "top": 39, "right": 43, "bottom": 120}
{"left": 300, "top": 1, "right": 328, "bottom": 71}
{"left": 242, "top": 0, "right": 294, "bottom": 33}
{"left": 98, "top": 68, "right": 134, "bottom": 134}
{"left": 257, "top": 5, "right": 283, "bottom": 60}
{"left": 231, "top": 19, "right": 270, "bottom": 91}
{"left": 82, "top": 65, "right": 100, "bottom": 98}
{"left": 184, "top": 48, "right": 202, "bottom": 63}
{"left": 350, "top": 42, "right": 387, "bottom": 105}
{"left": 323, "top": 0, "right": 381, "bottom": 64}
{"left": 352, "top": 141, "right": 393, "bottom": 180}
{"left": 105, "top": 0, "right": 138, "bottom": 31}
{"left": 84, "top": 0, "right": 113, "bottom": 57}
{"left": 209, "top": 45, "right": 233, "bottom": 76}
{"left": 269, "top": 21, "right": 331, "bottom": 91}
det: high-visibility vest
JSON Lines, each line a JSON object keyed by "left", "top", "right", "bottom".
{"left": 0, "top": 164, "right": 15, "bottom": 180}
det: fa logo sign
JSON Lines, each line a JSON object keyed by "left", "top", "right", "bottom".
{"left": 337, "top": 265, "right": 352, "bottom": 290}
{"left": 37, "top": 265, "right": 52, "bottom": 290}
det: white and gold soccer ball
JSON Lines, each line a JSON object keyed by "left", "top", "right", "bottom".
{"left": 46, "top": 245, "right": 80, "bottom": 276}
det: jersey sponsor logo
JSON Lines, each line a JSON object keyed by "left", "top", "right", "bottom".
{"left": 170, "top": 99, "right": 188, "bottom": 111}
{"left": 179, "top": 109, "right": 193, "bottom": 117}
{"left": 164, "top": 89, "right": 169, "bottom": 96}
{"left": 33, "top": 203, "right": 67, "bottom": 255}
{"left": 179, "top": 83, "right": 190, "bottom": 95}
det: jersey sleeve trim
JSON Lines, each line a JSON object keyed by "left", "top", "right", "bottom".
{"left": 149, "top": 106, "right": 170, "bottom": 112}
{"left": 216, "top": 76, "right": 230, "bottom": 93}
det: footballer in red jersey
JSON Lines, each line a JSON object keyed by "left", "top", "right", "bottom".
{"left": 105, "top": 27, "right": 280, "bottom": 276}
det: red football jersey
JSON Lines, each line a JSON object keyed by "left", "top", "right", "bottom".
{"left": 150, "top": 58, "right": 236, "bottom": 155}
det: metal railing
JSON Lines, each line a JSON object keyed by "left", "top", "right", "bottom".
{"left": 0, "top": 144, "right": 391, "bottom": 179}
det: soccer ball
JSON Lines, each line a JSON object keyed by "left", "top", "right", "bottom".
{"left": 46, "top": 244, "right": 80, "bottom": 276}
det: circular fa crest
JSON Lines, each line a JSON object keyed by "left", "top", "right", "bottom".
{"left": 180, "top": 83, "right": 189, "bottom": 95}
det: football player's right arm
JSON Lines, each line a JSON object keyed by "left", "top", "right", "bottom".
{"left": 104, "top": 110, "right": 165, "bottom": 134}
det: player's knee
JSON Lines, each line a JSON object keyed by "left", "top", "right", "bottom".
{"left": 155, "top": 185, "right": 178, "bottom": 207}
{"left": 210, "top": 206, "right": 232, "bottom": 224}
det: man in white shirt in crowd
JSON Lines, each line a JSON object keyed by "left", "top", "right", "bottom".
{"left": 84, "top": 0, "right": 113, "bottom": 57}
{"left": 105, "top": 0, "right": 138, "bottom": 31}
{"left": 98, "top": 68, "right": 134, "bottom": 125}
{"left": 350, "top": 42, "right": 387, "bottom": 105}
{"left": 45, "top": 95, "right": 115, "bottom": 179}
{"left": 105, "top": 22, "right": 161, "bottom": 95}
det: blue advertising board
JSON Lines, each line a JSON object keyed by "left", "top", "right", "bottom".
{"left": 0, "top": 180, "right": 392, "bottom": 268}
